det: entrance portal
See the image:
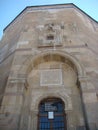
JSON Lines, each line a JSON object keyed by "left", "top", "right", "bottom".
{"left": 38, "top": 98, "right": 67, "bottom": 130}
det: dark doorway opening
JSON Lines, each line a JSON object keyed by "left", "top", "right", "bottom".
{"left": 38, "top": 98, "right": 67, "bottom": 130}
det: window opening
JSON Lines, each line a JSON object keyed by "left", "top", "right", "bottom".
{"left": 47, "top": 35, "right": 54, "bottom": 40}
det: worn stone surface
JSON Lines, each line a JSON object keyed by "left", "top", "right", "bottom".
{"left": 0, "top": 3, "right": 98, "bottom": 130}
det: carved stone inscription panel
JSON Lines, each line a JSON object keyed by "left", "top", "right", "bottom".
{"left": 40, "top": 69, "right": 62, "bottom": 86}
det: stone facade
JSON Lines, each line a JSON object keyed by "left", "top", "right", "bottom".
{"left": 0, "top": 3, "right": 98, "bottom": 130}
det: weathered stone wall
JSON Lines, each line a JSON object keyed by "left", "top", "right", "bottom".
{"left": 0, "top": 4, "right": 98, "bottom": 130}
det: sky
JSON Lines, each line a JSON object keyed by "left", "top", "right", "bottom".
{"left": 0, "top": 0, "right": 98, "bottom": 40}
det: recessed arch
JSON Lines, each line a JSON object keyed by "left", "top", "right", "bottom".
{"left": 19, "top": 50, "right": 85, "bottom": 77}
{"left": 38, "top": 97, "right": 65, "bottom": 110}
{"left": 30, "top": 92, "right": 72, "bottom": 112}
{"left": 20, "top": 50, "right": 86, "bottom": 130}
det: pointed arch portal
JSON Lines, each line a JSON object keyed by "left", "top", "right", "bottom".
{"left": 38, "top": 98, "right": 67, "bottom": 130}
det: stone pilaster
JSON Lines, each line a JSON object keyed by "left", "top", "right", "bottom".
{"left": 19, "top": 82, "right": 31, "bottom": 130}
{"left": 79, "top": 76, "right": 97, "bottom": 130}
{"left": 30, "top": 110, "right": 38, "bottom": 130}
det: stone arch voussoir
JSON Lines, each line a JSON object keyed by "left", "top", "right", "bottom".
{"left": 31, "top": 92, "right": 72, "bottom": 113}
{"left": 26, "top": 50, "right": 85, "bottom": 77}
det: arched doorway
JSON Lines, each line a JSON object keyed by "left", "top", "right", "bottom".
{"left": 19, "top": 51, "right": 86, "bottom": 130}
{"left": 38, "top": 98, "right": 67, "bottom": 130}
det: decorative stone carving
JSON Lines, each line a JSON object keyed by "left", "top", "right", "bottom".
{"left": 69, "top": 22, "right": 79, "bottom": 33}
{"left": 37, "top": 21, "right": 80, "bottom": 47}
{"left": 37, "top": 22, "right": 63, "bottom": 47}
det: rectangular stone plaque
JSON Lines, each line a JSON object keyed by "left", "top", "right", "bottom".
{"left": 40, "top": 69, "right": 62, "bottom": 86}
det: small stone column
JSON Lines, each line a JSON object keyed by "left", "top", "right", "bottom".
{"left": 66, "top": 110, "right": 76, "bottom": 130}
{"left": 30, "top": 110, "right": 38, "bottom": 130}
